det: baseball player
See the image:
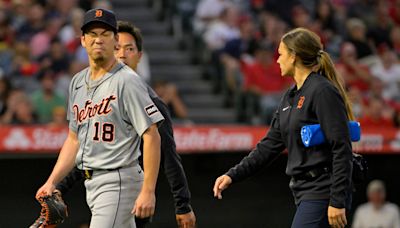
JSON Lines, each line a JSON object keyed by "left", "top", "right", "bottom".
{"left": 35, "top": 8, "right": 164, "bottom": 228}
{"left": 31, "top": 20, "right": 196, "bottom": 228}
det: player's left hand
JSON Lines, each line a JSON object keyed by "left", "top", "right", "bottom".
{"left": 328, "top": 206, "right": 347, "bottom": 228}
{"left": 132, "top": 191, "right": 156, "bottom": 218}
{"left": 176, "top": 211, "right": 196, "bottom": 228}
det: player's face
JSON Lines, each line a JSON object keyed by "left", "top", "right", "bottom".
{"left": 277, "top": 41, "right": 295, "bottom": 77}
{"left": 81, "top": 23, "right": 118, "bottom": 63}
{"left": 115, "top": 32, "right": 142, "bottom": 70}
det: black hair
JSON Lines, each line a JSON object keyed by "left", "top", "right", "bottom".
{"left": 117, "top": 20, "right": 143, "bottom": 52}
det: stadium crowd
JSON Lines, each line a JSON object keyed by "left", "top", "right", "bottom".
{"left": 173, "top": 0, "right": 400, "bottom": 126}
{"left": 0, "top": 0, "right": 192, "bottom": 125}
{"left": 0, "top": 0, "right": 400, "bottom": 127}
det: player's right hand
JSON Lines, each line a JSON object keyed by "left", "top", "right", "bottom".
{"left": 213, "top": 175, "right": 232, "bottom": 199}
{"left": 132, "top": 190, "right": 156, "bottom": 218}
{"left": 176, "top": 211, "right": 196, "bottom": 228}
{"left": 328, "top": 206, "right": 347, "bottom": 228}
{"left": 35, "top": 182, "right": 56, "bottom": 199}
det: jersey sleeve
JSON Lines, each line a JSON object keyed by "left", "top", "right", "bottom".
{"left": 67, "top": 75, "right": 78, "bottom": 133}
{"left": 226, "top": 108, "right": 286, "bottom": 183}
{"left": 153, "top": 97, "right": 192, "bottom": 214}
{"left": 121, "top": 75, "right": 164, "bottom": 136}
{"left": 314, "top": 84, "right": 352, "bottom": 208}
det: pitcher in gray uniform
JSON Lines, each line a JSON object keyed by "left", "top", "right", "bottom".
{"left": 35, "top": 8, "right": 164, "bottom": 228}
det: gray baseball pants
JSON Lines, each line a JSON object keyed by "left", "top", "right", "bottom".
{"left": 84, "top": 164, "right": 144, "bottom": 228}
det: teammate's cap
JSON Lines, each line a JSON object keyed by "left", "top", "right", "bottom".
{"left": 81, "top": 8, "right": 117, "bottom": 33}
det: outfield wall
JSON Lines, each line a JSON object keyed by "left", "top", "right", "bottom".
{"left": 1, "top": 153, "right": 399, "bottom": 228}
{"left": 1, "top": 125, "right": 400, "bottom": 155}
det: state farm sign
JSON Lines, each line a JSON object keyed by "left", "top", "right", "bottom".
{"left": 0, "top": 126, "right": 68, "bottom": 152}
{"left": 0, "top": 125, "right": 399, "bottom": 154}
{"left": 174, "top": 126, "right": 267, "bottom": 153}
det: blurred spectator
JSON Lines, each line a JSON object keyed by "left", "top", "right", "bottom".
{"left": 0, "top": 8, "right": 15, "bottom": 49}
{"left": 330, "top": 0, "right": 352, "bottom": 23}
{"left": 47, "top": 106, "right": 67, "bottom": 128}
{"left": 370, "top": 43, "right": 400, "bottom": 102}
{"left": 345, "top": 18, "right": 374, "bottom": 59}
{"left": 367, "top": 77, "right": 387, "bottom": 101}
{"left": 221, "top": 14, "right": 256, "bottom": 61}
{"left": 259, "top": 12, "right": 287, "bottom": 49}
{"left": 9, "top": 0, "right": 30, "bottom": 32}
{"left": 0, "top": 77, "right": 11, "bottom": 117}
{"left": 1, "top": 89, "right": 38, "bottom": 124}
{"left": 393, "top": 109, "right": 400, "bottom": 128}
{"left": 314, "top": 0, "right": 340, "bottom": 36}
{"left": 203, "top": 5, "right": 240, "bottom": 51}
{"left": 390, "top": 26, "right": 400, "bottom": 58}
{"left": 11, "top": 94, "right": 37, "bottom": 124}
{"left": 367, "top": 0, "right": 393, "bottom": 49}
{"left": 336, "top": 42, "right": 372, "bottom": 93}
{"left": 11, "top": 41, "right": 40, "bottom": 77}
{"left": 77, "top": 0, "right": 92, "bottom": 11}
{"left": 0, "top": 9, "right": 14, "bottom": 75}
{"left": 358, "top": 95, "right": 394, "bottom": 128}
{"left": 55, "top": 60, "right": 86, "bottom": 99}
{"left": 136, "top": 51, "right": 151, "bottom": 83}
{"left": 347, "top": 0, "right": 376, "bottom": 26}
{"left": 16, "top": 2, "right": 45, "bottom": 42}
{"left": 29, "top": 17, "right": 63, "bottom": 59}
{"left": 92, "top": 0, "right": 112, "bottom": 10}
{"left": 47, "top": 0, "right": 78, "bottom": 21}
{"left": 242, "top": 41, "right": 290, "bottom": 124}
{"left": 220, "top": 14, "right": 256, "bottom": 96}
{"left": 352, "top": 179, "right": 400, "bottom": 228}
{"left": 291, "top": 5, "right": 312, "bottom": 30}
{"left": 59, "top": 7, "right": 85, "bottom": 53}
{"left": 193, "top": 0, "right": 230, "bottom": 35}
{"left": 291, "top": 4, "right": 332, "bottom": 50}
{"left": 38, "top": 38, "right": 71, "bottom": 75}
{"left": 262, "top": 0, "right": 300, "bottom": 26}
{"left": 153, "top": 80, "right": 189, "bottom": 122}
{"left": 347, "top": 87, "right": 364, "bottom": 119}
{"left": 389, "top": 0, "right": 400, "bottom": 25}
{"left": 313, "top": 0, "right": 345, "bottom": 58}
{"left": 31, "top": 70, "right": 66, "bottom": 124}
{"left": 203, "top": 4, "right": 240, "bottom": 93}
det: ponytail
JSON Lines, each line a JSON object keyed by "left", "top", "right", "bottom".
{"left": 282, "top": 27, "right": 355, "bottom": 120}
{"left": 319, "top": 51, "right": 355, "bottom": 120}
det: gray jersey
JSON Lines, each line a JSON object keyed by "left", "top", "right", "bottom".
{"left": 67, "top": 62, "right": 164, "bottom": 170}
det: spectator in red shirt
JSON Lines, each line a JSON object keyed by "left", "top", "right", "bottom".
{"left": 336, "top": 42, "right": 372, "bottom": 93}
{"left": 242, "top": 40, "right": 291, "bottom": 124}
{"left": 389, "top": 0, "right": 400, "bottom": 25}
{"left": 390, "top": 26, "right": 400, "bottom": 58}
{"left": 359, "top": 95, "right": 394, "bottom": 128}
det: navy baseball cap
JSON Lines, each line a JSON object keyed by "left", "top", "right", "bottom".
{"left": 81, "top": 8, "right": 117, "bottom": 33}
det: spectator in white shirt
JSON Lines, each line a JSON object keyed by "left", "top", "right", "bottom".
{"left": 352, "top": 179, "right": 400, "bottom": 228}
{"left": 370, "top": 43, "right": 400, "bottom": 102}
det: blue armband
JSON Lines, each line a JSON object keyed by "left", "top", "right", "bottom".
{"left": 301, "top": 121, "right": 361, "bottom": 147}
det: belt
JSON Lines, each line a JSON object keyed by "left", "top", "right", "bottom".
{"left": 81, "top": 161, "right": 139, "bottom": 180}
{"left": 292, "top": 166, "right": 331, "bottom": 181}
{"left": 82, "top": 167, "right": 121, "bottom": 180}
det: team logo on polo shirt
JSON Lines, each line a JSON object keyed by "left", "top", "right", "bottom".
{"left": 145, "top": 104, "right": 159, "bottom": 116}
{"left": 297, "top": 96, "right": 305, "bottom": 109}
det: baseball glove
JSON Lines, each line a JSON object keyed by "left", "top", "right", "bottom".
{"left": 30, "top": 191, "right": 68, "bottom": 228}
